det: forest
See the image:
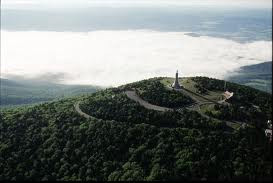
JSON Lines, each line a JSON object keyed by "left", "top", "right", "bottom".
{"left": 0, "top": 77, "right": 272, "bottom": 181}
{"left": 123, "top": 78, "right": 194, "bottom": 108}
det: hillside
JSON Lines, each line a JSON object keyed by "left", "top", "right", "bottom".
{"left": 227, "top": 61, "right": 272, "bottom": 93}
{"left": 0, "top": 78, "right": 101, "bottom": 107}
{"left": 0, "top": 77, "right": 272, "bottom": 181}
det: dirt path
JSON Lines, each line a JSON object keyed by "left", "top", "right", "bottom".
{"left": 125, "top": 91, "right": 173, "bottom": 112}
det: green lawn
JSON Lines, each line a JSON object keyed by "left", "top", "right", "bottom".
{"left": 161, "top": 77, "right": 224, "bottom": 103}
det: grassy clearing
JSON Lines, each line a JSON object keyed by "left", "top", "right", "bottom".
{"left": 200, "top": 104, "right": 216, "bottom": 113}
{"left": 203, "top": 91, "right": 224, "bottom": 101}
{"left": 180, "top": 77, "right": 199, "bottom": 93}
{"left": 180, "top": 78, "right": 223, "bottom": 102}
{"left": 160, "top": 77, "right": 174, "bottom": 87}
{"left": 161, "top": 77, "right": 225, "bottom": 103}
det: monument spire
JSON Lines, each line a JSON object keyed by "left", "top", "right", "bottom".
{"left": 172, "top": 70, "right": 181, "bottom": 89}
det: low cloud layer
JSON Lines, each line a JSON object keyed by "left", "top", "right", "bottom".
{"left": 3, "top": 72, "right": 73, "bottom": 84}
{"left": 1, "top": 30, "right": 272, "bottom": 86}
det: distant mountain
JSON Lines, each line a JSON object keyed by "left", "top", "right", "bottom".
{"left": 227, "top": 61, "right": 272, "bottom": 93}
{"left": 0, "top": 78, "right": 101, "bottom": 107}
{"left": 1, "top": 79, "right": 24, "bottom": 87}
{"left": 240, "top": 61, "right": 272, "bottom": 73}
{"left": 0, "top": 77, "right": 271, "bottom": 181}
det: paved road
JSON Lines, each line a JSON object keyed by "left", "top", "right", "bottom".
{"left": 74, "top": 101, "right": 97, "bottom": 120}
{"left": 75, "top": 90, "right": 238, "bottom": 132}
{"left": 125, "top": 91, "right": 173, "bottom": 112}
{"left": 125, "top": 90, "right": 215, "bottom": 116}
{"left": 124, "top": 90, "right": 224, "bottom": 125}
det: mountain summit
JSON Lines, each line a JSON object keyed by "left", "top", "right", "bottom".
{"left": 0, "top": 77, "right": 272, "bottom": 181}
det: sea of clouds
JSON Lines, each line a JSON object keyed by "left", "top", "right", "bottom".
{"left": 1, "top": 30, "right": 272, "bottom": 86}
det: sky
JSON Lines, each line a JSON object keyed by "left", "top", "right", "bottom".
{"left": 2, "top": 0, "right": 272, "bottom": 9}
{"left": 1, "top": 0, "right": 272, "bottom": 86}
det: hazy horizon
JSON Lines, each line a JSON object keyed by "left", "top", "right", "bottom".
{"left": 1, "top": 0, "right": 272, "bottom": 87}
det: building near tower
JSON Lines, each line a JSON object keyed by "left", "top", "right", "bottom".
{"left": 265, "top": 120, "right": 272, "bottom": 142}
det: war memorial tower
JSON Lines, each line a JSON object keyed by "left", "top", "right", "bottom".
{"left": 172, "top": 70, "right": 182, "bottom": 89}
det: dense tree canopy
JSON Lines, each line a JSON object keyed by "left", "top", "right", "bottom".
{"left": 122, "top": 78, "right": 194, "bottom": 108}
{"left": 0, "top": 77, "right": 271, "bottom": 181}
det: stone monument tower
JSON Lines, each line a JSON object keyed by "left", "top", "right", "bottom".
{"left": 172, "top": 70, "right": 181, "bottom": 89}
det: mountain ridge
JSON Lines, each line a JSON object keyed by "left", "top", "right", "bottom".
{"left": 227, "top": 61, "right": 272, "bottom": 93}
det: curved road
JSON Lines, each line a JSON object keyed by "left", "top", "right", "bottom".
{"left": 125, "top": 90, "right": 214, "bottom": 113}
{"left": 124, "top": 90, "right": 238, "bottom": 132}
{"left": 74, "top": 90, "right": 238, "bottom": 132}
{"left": 74, "top": 101, "right": 97, "bottom": 120}
{"left": 125, "top": 91, "right": 173, "bottom": 112}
